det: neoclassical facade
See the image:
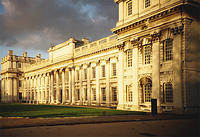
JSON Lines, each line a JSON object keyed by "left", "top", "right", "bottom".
{"left": 1, "top": 0, "right": 199, "bottom": 114}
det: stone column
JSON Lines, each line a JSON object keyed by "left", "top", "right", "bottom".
{"left": 117, "top": 47, "right": 125, "bottom": 109}
{"left": 41, "top": 75, "right": 44, "bottom": 103}
{"left": 50, "top": 72, "right": 54, "bottom": 104}
{"left": 13, "top": 78, "right": 17, "bottom": 102}
{"left": 96, "top": 62, "right": 100, "bottom": 106}
{"left": 34, "top": 77, "right": 36, "bottom": 103}
{"left": 152, "top": 40, "right": 161, "bottom": 112}
{"left": 69, "top": 69, "right": 72, "bottom": 103}
{"left": 47, "top": 72, "right": 51, "bottom": 103}
{"left": 56, "top": 70, "right": 60, "bottom": 104}
{"left": 106, "top": 59, "right": 110, "bottom": 107}
{"left": 173, "top": 32, "right": 183, "bottom": 113}
{"left": 87, "top": 65, "right": 91, "bottom": 105}
{"left": 71, "top": 67, "right": 75, "bottom": 104}
{"left": 62, "top": 69, "right": 66, "bottom": 104}
{"left": 1, "top": 78, "right": 4, "bottom": 102}
{"left": 132, "top": 46, "right": 139, "bottom": 108}
{"left": 29, "top": 77, "right": 32, "bottom": 103}
{"left": 8, "top": 78, "right": 13, "bottom": 102}
{"left": 45, "top": 74, "right": 48, "bottom": 103}
{"left": 37, "top": 76, "right": 40, "bottom": 103}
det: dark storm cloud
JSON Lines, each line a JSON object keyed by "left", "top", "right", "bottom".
{"left": 0, "top": 0, "right": 118, "bottom": 50}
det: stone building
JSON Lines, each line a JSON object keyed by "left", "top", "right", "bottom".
{"left": 1, "top": 0, "right": 199, "bottom": 114}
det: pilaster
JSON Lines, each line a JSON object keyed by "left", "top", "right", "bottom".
{"left": 152, "top": 39, "right": 161, "bottom": 112}
{"left": 117, "top": 43, "right": 125, "bottom": 109}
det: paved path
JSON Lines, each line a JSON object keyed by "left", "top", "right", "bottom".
{"left": 0, "top": 119, "right": 199, "bottom": 137}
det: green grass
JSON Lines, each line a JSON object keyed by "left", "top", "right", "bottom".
{"left": 0, "top": 103, "right": 145, "bottom": 118}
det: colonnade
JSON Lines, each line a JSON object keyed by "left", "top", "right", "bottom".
{"left": 23, "top": 58, "right": 118, "bottom": 107}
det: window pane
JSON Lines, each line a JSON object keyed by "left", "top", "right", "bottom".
{"left": 101, "top": 65, "right": 106, "bottom": 77}
{"left": 144, "top": 46, "right": 151, "bottom": 64}
{"left": 127, "top": 0, "right": 132, "bottom": 16}
{"left": 144, "top": 84, "right": 151, "bottom": 102}
{"left": 145, "top": 0, "right": 150, "bottom": 8}
{"left": 127, "top": 49, "right": 132, "bottom": 67}
{"left": 112, "top": 63, "right": 117, "bottom": 76}
{"left": 165, "top": 83, "right": 173, "bottom": 103}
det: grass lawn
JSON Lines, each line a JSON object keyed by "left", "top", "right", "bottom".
{"left": 0, "top": 103, "right": 146, "bottom": 118}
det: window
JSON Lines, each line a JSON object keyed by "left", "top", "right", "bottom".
{"left": 66, "top": 89, "right": 69, "bottom": 100}
{"left": 112, "top": 63, "right": 117, "bottom": 76}
{"left": 145, "top": 0, "right": 150, "bottom": 8}
{"left": 76, "top": 89, "right": 80, "bottom": 100}
{"left": 101, "top": 65, "right": 106, "bottom": 77}
{"left": 101, "top": 87, "right": 106, "bottom": 101}
{"left": 84, "top": 88, "right": 87, "bottom": 100}
{"left": 144, "top": 45, "right": 152, "bottom": 64}
{"left": 112, "top": 87, "right": 117, "bottom": 101}
{"left": 126, "top": 85, "right": 133, "bottom": 102}
{"left": 127, "top": 0, "right": 132, "bottom": 16}
{"left": 19, "top": 80, "right": 22, "bottom": 87}
{"left": 92, "top": 67, "right": 96, "bottom": 78}
{"left": 144, "top": 83, "right": 152, "bottom": 102}
{"left": 162, "top": 83, "right": 173, "bottom": 103}
{"left": 163, "top": 39, "right": 173, "bottom": 61}
{"left": 84, "top": 69, "right": 87, "bottom": 80}
{"left": 18, "top": 62, "right": 21, "bottom": 68}
{"left": 66, "top": 71, "right": 69, "bottom": 82}
{"left": 127, "top": 49, "right": 133, "bottom": 67}
{"left": 76, "top": 70, "right": 79, "bottom": 81}
{"left": 92, "top": 88, "right": 96, "bottom": 101}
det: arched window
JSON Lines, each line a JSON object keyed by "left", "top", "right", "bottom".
{"left": 139, "top": 77, "right": 152, "bottom": 103}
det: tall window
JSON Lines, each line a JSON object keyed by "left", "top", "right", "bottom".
{"left": 66, "top": 89, "right": 69, "bottom": 100}
{"left": 127, "top": 0, "right": 132, "bottom": 16}
{"left": 127, "top": 49, "right": 133, "bottom": 67}
{"left": 126, "top": 85, "right": 133, "bottom": 102}
{"left": 76, "top": 89, "right": 80, "bottom": 101}
{"left": 84, "top": 88, "right": 87, "bottom": 100}
{"left": 66, "top": 71, "right": 69, "bottom": 82}
{"left": 18, "top": 62, "right": 21, "bottom": 68}
{"left": 112, "top": 87, "right": 117, "bottom": 101}
{"left": 112, "top": 63, "right": 117, "bottom": 76}
{"left": 145, "top": 0, "right": 150, "bottom": 8}
{"left": 101, "top": 65, "right": 106, "bottom": 77}
{"left": 92, "top": 88, "right": 96, "bottom": 101}
{"left": 92, "top": 67, "right": 96, "bottom": 78}
{"left": 144, "top": 45, "right": 151, "bottom": 64}
{"left": 163, "top": 39, "right": 173, "bottom": 61}
{"left": 84, "top": 69, "right": 87, "bottom": 80}
{"left": 144, "top": 83, "right": 152, "bottom": 102}
{"left": 76, "top": 70, "right": 79, "bottom": 81}
{"left": 101, "top": 87, "right": 106, "bottom": 101}
{"left": 162, "top": 83, "right": 173, "bottom": 103}
{"left": 19, "top": 80, "right": 22, "bottom": 87}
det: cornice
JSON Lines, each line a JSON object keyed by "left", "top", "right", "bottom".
{"left": 112, "top": 3, "right": 185, "bottom": 34}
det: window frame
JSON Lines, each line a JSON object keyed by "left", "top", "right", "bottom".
{"left": 144, "top": 45, "right": 152, "bottom": 65}
{"left": 101, "top": 65, "right": 106, "bottom": 78}
{"left": 101, "top": 87, "right": 106, "bottom": 101}
{"left": 162, "top": 83, "right": 173, "bottom": 103}
{"left": 127, "top": 49, "right": 133, "bottom": 67}
{"left": 112, "top": 87, "right": 117, "bottom": 102}
{"left": 127, "top": 0, "right": 133, "bottom": 16}
{"left": 163, "top": 38, "right": 173, "bottom": 62}
{"left": 145, "top": 0, "right": 150, "bottom": 8}
{"left": 112, "top": 63, "right": 117, "bottom": 76}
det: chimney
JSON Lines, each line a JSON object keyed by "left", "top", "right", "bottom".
{"left": 8, "top": 50, "right": 13, "bottom": 56}
{"left": 23, "top": 52, "right": 27, "bottom": 57}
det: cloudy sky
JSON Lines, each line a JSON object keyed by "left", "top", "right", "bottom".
{"left": 0, "top": 0, "right": 118, "bottom": 61}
